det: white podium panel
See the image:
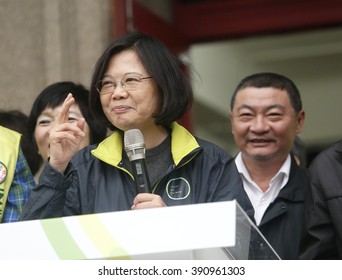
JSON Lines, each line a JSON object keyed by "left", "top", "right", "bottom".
{"left": 0, "top": 200, "right": 280, "bottom": 260}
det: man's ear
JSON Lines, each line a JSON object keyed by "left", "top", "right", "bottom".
{"left": 296, "top": 110, "right": 305, "bottom": 134}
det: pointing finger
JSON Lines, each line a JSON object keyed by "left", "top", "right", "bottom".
{"left": 57, "top": 93, "right": 74, "bottom": 124}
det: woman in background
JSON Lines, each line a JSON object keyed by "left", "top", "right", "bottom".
{"left": 27, "top": 81, "right": 107, "bottom": 181}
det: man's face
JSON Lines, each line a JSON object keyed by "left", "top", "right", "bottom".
{"left": 230, "top": 87, "right": 305, "bottom": 163}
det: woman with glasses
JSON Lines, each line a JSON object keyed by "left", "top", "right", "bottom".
{"left": 22, "top": 32, "right": 236, "bottom": 220}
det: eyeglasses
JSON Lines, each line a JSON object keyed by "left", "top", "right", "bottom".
{"left": 96, "top": 74, "right": 152, "bottom": 95}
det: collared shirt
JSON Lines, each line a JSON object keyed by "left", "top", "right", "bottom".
{"left": 235, "top": 152, "right": 291, "bottom": 226}
{"left": 2, "top": 149, "right": 34, "bottom": 223}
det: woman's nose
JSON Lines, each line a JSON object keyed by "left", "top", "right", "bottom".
{"left": 111, "top": 84, "right": 128, "bottom": 99}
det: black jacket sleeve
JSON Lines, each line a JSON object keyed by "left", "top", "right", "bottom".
{"left": 20, "top": 163, "right": 75, "bottom": 220}
{"left": 300, "top": 145, "right": 342, "bottom": 259}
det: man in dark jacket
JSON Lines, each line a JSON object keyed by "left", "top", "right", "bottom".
{"left": 300, "top": 140, "right": 342, "bottom": 259}
{"left": 229, "top": 72, "right": 309, "bottom": 259}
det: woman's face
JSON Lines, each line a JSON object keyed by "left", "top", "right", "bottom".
{"left": 99, "top": 49, "right": 161, "bottom": 133}
{"left": 34, "top": 103, "right": 91, "bottom": 161}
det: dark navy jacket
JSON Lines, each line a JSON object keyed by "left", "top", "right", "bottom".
{"left": 300, "top": 140, "right": 342, "bottom": 259}
{"left": 227, "top": 156, "right": 309, "bottom": 260}
{"left": 21, "top": 123, "right": 237, "bottom": 218}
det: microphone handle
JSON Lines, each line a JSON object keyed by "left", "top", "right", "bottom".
{"left": 131, "top": 158, "right": 152, "bottom": 193}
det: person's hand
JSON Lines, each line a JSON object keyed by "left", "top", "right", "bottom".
{"left": 48, "top": 93, "right": 85, "bottom": 172}
{"left": 131, "top": 193, "right": 167, "bottom": 210}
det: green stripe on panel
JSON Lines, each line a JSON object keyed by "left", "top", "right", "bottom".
{"left": 77, "top": 214, "right": 131, "bottom": 260}
{"left": 41, "top": 218, "right": 86, "bottom": 260}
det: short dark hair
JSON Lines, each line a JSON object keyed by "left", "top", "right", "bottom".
{"left": 28, "top": 81, "right": 107, "bottom": 145}
{"left": 230, "top": 72, "right": 302, "bottom": 114}
{"left": 89, "top": 31, "right": 193, "bottom": 130}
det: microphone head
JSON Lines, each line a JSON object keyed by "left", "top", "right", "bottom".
{"left": 124, "top": 129, "right": 145, "bottom": 161}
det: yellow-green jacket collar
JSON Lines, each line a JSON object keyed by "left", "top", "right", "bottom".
{"left": 91, "top": 122, "right": 200, "bottom": 167}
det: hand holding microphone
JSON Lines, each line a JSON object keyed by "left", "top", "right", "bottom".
{"left": 124, "top": 129, "right": 167, "bottom": 209}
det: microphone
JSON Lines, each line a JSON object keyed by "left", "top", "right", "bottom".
{"left": 124, "top": 129, "right": 152, "bottom": 193}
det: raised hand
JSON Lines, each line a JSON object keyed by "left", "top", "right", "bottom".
{"left": 48, "top": 93, "right": 86, "bottom": 172}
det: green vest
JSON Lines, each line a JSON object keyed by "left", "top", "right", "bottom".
{"left": 0, "top": 126, "right": 21, "bottom": 222}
